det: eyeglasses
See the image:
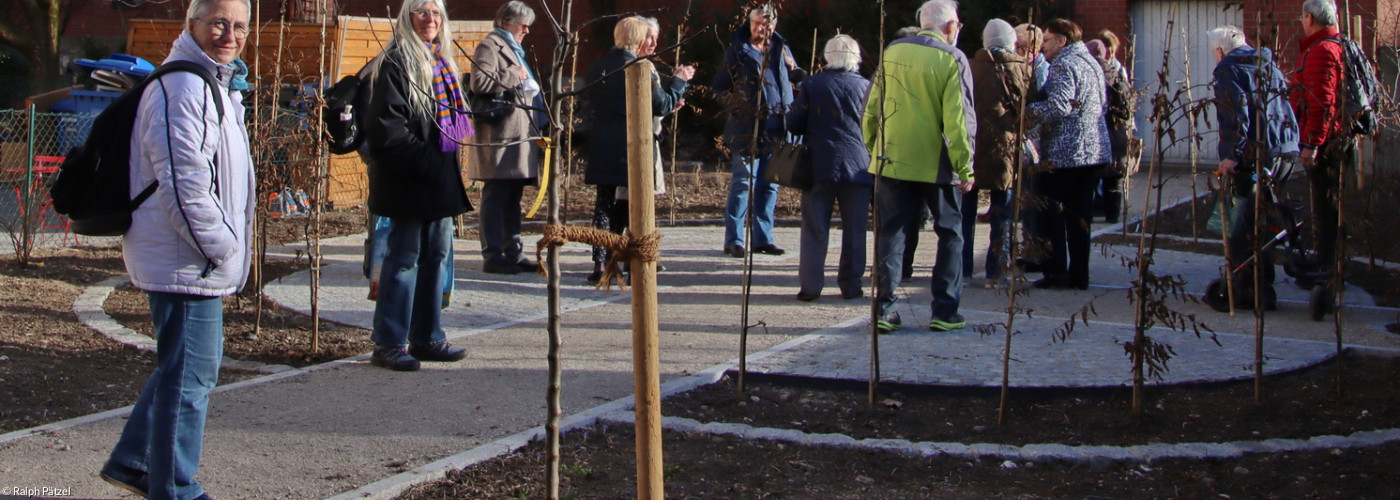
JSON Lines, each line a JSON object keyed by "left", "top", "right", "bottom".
{"left": 412, "top": 9, "right": 443, "bottom": 20}
{"left": 195, "top": 18, "right": 249, "bottom": 40}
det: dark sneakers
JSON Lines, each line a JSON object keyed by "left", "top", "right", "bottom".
{"left": 99, "top": 463, "right": 148, "bottom": 497}
{"left": 876, "top": 312, "right": 902, "bottom": 334}
{"left": 370, "top": 347, "right": 421, "bottom": 371}
{"left": 408, "top": 341, "right": 468, "bottom": 362}
{"left": 928, "top": 313, "right": 967, "bottom": 332}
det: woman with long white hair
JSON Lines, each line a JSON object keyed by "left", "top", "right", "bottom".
{"left": 363, "top": 0, "right": 473, "bottom": 371}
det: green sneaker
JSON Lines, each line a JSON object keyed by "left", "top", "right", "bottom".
{"left": 928, "top": 313, "right": 967, "bottom": 332}
{"left": 876, "top": 312, "right": 902, "bottom": 334}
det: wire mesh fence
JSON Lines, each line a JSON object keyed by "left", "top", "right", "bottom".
{"left": 0, "top": 109, "right": 91, "bottom": 259}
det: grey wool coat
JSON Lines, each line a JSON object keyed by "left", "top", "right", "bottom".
{"left": 467, "top": 31, "right": 541, "bottom": 181}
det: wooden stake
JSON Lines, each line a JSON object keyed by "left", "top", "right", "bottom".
{"left": 626, "top": 60, "right": 663, "bottom": 500}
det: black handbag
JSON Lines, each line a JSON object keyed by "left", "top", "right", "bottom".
{"left": 464, "top": 72, "right": 514, "bottom": 125}
{"left": 764, "top": 140, "right": 812, "bottom": 189}
{"left": 468, "top": 89, "right": 514, "bottom": 124}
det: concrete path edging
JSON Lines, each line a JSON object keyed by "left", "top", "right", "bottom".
{"left": 73, "top": 275, "right": 296, "bottom": 374}
{"left": 597, "top": 409, "right": 1400, "bottom": 465}
{"left": 322, "top": 319, "right": 855, "bottom": 500}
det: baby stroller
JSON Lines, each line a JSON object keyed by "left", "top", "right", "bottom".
{"left": 1203, "top": 158, "right": 1335, "bottom": 319}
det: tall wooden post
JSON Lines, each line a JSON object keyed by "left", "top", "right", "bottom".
{"left": 626, "top": 61, "right": 663, "bottom": 499}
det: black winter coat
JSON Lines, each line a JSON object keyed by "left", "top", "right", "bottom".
{"left": 585, "top": 47, "right": 687, "bottom": 187}
{"left": 366, "top": 46, "right": 472, "bottom": 220}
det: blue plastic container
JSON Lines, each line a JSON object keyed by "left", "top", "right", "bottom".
{"left": 68, "top": 89, "right": 121, "bottom": 114}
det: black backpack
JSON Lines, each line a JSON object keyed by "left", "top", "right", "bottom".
{"left": 49, "top": 61, "right": 225, "bottom": 236}
{"left": 1328, "top": 35, "right": 1380, "bottom": 135}
{"left": 1303, "top": 35, "right": 1380, "bottom": 136}
{"left": 324, "top": 62, "right": 375, "bottom": 154}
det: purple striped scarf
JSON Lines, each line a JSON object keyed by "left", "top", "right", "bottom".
{"left": 430, "top": 41, "right": 472, "bottom": 152}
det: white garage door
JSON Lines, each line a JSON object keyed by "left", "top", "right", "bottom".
{"left": 1130, "top": 0, "right": 1244, "bottom": 164}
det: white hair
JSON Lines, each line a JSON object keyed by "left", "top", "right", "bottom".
{"left": 186, "top": 0, "right": 251, "bottom": 25}
{"left": 374, "top": 0, "right": 459, "bottom": 121}
{"left": 494, "top": 0, "right": 536, "bottom": 29}
{"left": 749, "top": 3, "right": 777, "bottom": 23}
{"left": 1207, "top": 25, "right": 1247, "bottom": 55}
{"left": 823, "top": 34, "right": 861, "bottom": 71}
{"left": 1302, "top": 0, "right": 1338, "bottom": 26}
{"left": 917, "top": 0, "right": 959, "bottom": 30}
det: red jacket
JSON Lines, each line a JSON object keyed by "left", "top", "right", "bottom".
{"left": 1291, "top": 26, "right": 1345, "bottom": 148}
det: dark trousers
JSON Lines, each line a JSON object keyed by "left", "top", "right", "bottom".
{"left": 798, "top": 181, "right": 871, "bottom": 298}
{"left": 1306, "top": 141, "right": 1353, "bottom": 267}
{"left": 1040, "top": 166, "right": 1100, "bottom": 286}
{"left": 591, "top": 185, "right": 629, "bottom": 264}
{"left": 478, "top": 179, "right": 530, "bottom": 265}
{"left": 875, "top": 177, "right": 963, "bottom": 319}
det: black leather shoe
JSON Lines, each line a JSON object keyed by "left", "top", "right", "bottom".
{"left": 1032, "top": 275, "right": 1070, "bottom": 289}
{"left": 841, "top": 290, "right": 865, "bottom": 300}
{"left": 483, "top": 261, "right": 521, "bottom": 275}
{"left": 516, "top": 259, "right": 540, "bottom": 273}
{"left": 754, "top": 244, "right": 786, "bottom": 256}
{"left": 796, "top": 291, "right": 819, "bottom": 302}
{"left": 724, "top": 245, "right": 746, "bottom": 258}
{"left": 370, "top": 346, "right": 421, "bottom": 371}
{"left": 100, "top": 463, "right": 149, "bottom": 497}
{"left": 408, "top": 341, "right": 467, "bottom": 362}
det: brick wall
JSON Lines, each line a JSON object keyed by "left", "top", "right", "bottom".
{"left": 1073, "top": 0, "right": 1133, "bottom": 60}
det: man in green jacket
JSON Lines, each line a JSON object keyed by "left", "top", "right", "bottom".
{"left": 863, "top": 0, "right": 976, "bottom": 333}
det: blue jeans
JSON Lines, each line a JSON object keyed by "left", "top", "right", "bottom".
{"left": 373, "top": 216, "right": 452, "bottom": 348}
{"left": 107, "top": 292, "right": 224, "bottom": 500}
{"left": 874, "top": 177, "right": 964, "bottom": 320}
{"left": 798, "top": 181, "right": 871, "bottom": 298}
{"left": 961, "top": 189, "right": 1011, "bottom": 279}
{"left": 724, "top": 154, "right": 780, "bottom": 248}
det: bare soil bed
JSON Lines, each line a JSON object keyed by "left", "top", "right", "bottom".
{"left": 401, "top": 353, "right": 1400, "bottom": 499}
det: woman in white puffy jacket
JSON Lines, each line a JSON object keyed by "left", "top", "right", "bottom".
{"left": 100, "top": 0, "right": 254, "bottom": 498}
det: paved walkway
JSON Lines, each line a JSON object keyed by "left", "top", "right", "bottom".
{"left": 2, "top": 167, "right": 1399, "bottom": 499}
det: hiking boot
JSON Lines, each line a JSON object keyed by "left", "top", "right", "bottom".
{"left": 876, "top": 312, "right": 902, "bottom": 334}
{"left": 370, "top": 346, "right": 420, "bottom": 371}
{"left": 408, "top": 341, "right": 467, "bottom": 362}
{"left": 99, "top": 463, "right": 148, "bottom": 497}
{"left": 928, "top": 313, "right": 967, "bottom": 332}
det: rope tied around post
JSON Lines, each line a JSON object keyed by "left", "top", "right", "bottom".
{"left": 535, "top": 224, "right": 662, "bottom": 290}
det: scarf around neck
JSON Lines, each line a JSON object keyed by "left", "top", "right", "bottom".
{"left": 429, "top": 41, "right": 472, "bottom": 152}
{"left": 492, "top": 28, "right": 533, "bottom": 81}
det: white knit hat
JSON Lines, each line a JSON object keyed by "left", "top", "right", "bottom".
{"left": 982, "top": 19, "right": 1016, "bottom": 50}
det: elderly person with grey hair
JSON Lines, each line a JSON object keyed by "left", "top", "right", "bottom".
{"left": 361, "top": 0, "right": 473, "bottom": 371}
{"left": 863, "top": 0, "right": 976, "bottom": 333}
{"left": 962, "top": 19, "right": 1032, "bottom": 286}
{"left": 470, "top": 0, "right": 543, "bottom": 275}
{"left": 787, "top": 34, "right": 872, "bottom": 301}
{"left": 1209, "top": 24, "right": 1298, "bottom": 305}
{"left": 1291, "top": 0, "right": 1349, "bottom": 284}
{"left": 99, "top": 0, "right": 256, "bottom": 496}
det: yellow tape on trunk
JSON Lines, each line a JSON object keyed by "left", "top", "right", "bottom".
{"left": 525, "top": 137, "right": 553, "bottom": 219}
